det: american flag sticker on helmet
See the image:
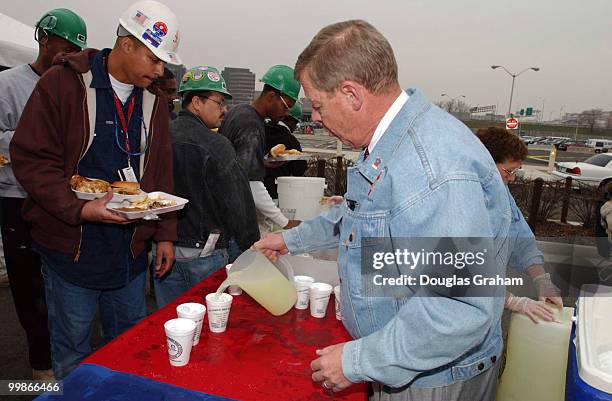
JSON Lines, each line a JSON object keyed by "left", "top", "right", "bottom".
{"left": 132, "top": 10, "right": 148, "bottom": 26}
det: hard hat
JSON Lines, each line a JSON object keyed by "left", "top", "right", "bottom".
{"left": 118, "top": 0, "right": 181, "bottom": 65}
{"left": 260, "top": 65, "right": 301, "bottom": 102}
{"left": 35, "top": 8, "right": 87, "bottom": 49}
{"left": 179, "top": 66, "right": 232, "bottom": 99}
{"left": 288, "top": 102, "right": 302, "bottom": 122}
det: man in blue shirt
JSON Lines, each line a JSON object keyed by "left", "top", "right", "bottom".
{"left": 254, "top": 20, "right": 511, "bottom": 401}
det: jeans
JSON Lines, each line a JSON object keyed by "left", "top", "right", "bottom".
{"left": 227, "top": 238, "right": 242, "bottom": 263}
{"left": 154, "top": 248, "right": 228, "bottom": 308}
{"left": 41, "top": 263, "right": 146, "bottom": 379}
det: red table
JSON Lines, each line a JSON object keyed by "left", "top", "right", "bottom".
{"left": 84, "top": 270, "right": 368, "bottom": 401}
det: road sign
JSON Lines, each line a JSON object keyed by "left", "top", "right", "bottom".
{"left": 506, "top": 117, "right": 519, "bottom": 130}
{"left": 469, "top": 105, "right": 496, "bottom": 114}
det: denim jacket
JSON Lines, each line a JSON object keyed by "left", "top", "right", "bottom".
{"left": 507, "top": 190, "right": 545, "bottom": 272}
{"left": 283, "top": 89, "right": 512, "bottom": 388}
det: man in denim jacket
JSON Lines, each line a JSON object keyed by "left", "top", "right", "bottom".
{"left": 254, "top": 20, "right": 511, "bottom": 401}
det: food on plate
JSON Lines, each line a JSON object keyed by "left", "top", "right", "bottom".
{"left": 111, "top": 181, "right": 140, "bottom": 195}
{"left": 270, "top": 144, "right": 302, "bottom": 157}
{"left": 0, "top": 154, "right": 9, "bottom": 166}
{"left": 116, "top": 195, "right": 177, "bottom": 212}
{"left": 270, "top": 144, "right": 286, "bottom": 157}
{"left": 70, "top": 175, "right": 110, "bottom": 193}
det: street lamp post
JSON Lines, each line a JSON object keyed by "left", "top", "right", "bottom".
{"left": 440, "top": 93, "right": 466, "bottom": 113}
{"left": 491, "top": 65, "right": 540, "bottom": 116}
{"left": 539, "top": 97, "right": 545, "bottom": 122}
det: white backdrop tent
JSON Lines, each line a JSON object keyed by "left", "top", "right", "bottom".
{"left": 0, "top": 13, "right": 37, "bottom": 68}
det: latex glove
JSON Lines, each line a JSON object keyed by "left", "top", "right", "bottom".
{"left": 505, "top": 294, "right": 555, "bottom": 323}
{"left": 533, "top": 273, "right": 563, "bottom": 309}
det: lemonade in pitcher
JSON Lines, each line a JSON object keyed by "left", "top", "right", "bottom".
{"left": 216, "top": 251, "right": 297, "bottom": 316}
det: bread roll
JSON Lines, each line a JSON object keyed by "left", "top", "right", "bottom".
{"left": 111, "top": 181, "right": 140, "bottom": 195}
{"left": 270, "top": 144, "right": 286, "bottom": 157}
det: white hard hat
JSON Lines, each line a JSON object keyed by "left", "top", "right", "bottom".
{"left": 118, "top": 0, "right": 181, "bottom": 65}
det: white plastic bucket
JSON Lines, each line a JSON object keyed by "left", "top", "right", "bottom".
{"left": 277, "top": 177, "right": 326, "bottom": 221}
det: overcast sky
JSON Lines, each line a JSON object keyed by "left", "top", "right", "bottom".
{"left": 2, "top": 0, "right": 609, "bottom": 119}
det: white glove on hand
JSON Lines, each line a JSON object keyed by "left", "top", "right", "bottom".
{"left": 533, "top": 273, "right": 563, "bottom": 308}
{"left": 505, "top": 294, "right": 555, "bottom": 323}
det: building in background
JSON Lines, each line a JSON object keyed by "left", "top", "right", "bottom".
{"left": 221, "top": 67, "right": 255, "bottom": 106}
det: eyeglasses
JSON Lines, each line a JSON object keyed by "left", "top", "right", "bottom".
{"left": 500, "top": 166, "right": 522, "bottom": 176}
{"left": 198, "top": 96, "right": 227, "bottom": 109}
{"left": 277, "top": 93, "right": 291, "bottom": 111}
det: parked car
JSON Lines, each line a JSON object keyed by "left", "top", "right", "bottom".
{"left": 556, "top": 140, "right": 576, "bottom": 151}
{"left": 552, "top": 153, "right": 612, "bottom": 187}
{"left": 520, "top": 136, "right": 535, "bottom": 145}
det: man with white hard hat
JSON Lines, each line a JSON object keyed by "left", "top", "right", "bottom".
{"left": 10, "top": 0, "right": 180, "bottom": 379}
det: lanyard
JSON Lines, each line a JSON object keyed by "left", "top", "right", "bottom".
{"left": 113, "top": 93, "right": 135, "bottom": 165}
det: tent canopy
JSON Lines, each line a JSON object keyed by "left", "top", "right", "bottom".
{"left": 0, "top": 13, "right": 37, "bottom": 68}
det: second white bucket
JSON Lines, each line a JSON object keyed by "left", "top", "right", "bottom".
{"left": 277, "top": 177, "right": 326, "bottom": 221}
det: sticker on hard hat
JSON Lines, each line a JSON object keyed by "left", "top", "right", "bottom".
{"left": 132, "top": 10, "right": 149, "bottom": 26}
{"left": 197, "top": 66, "right": 208, "bottom": 71}
{"left": 142, "top": 21, "right": 167, "bottom": 49}
{"left": 207, "top": 71, "right": 220, "bottom": 82}
{"left": 172, "top": 31, "right": 179, "bottom": 45}
{"left": 192, "top": 71, "right": 204, "bottom": 81}
{"left": 153, "top": 21, "right": 168, "bottom": 37}
{"left": 181, "top": 73, "right": 191, "bottom": 83}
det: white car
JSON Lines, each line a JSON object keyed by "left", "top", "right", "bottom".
{"left": 552, "top": 153, "right": 612, "bottom": 187}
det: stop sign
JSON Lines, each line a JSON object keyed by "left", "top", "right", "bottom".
{"left": 506, "top": 117, "right": 519, "bottom": 130}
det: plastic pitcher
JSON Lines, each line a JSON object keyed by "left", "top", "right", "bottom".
{"left": 497, "top": 306, "right": 575, "bottom": 401}
{"left": 222, "top": 250, "right": 297, "bottom": 316}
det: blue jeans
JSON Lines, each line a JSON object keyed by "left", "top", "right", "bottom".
{"left": 41, "top": 263, "right": 146, "bottom": 379}
{"left": 227, "top": 238, "right": 242, "bottom": 263}
{"left": 154, "top": 248, "right": 228, "bottom": 309}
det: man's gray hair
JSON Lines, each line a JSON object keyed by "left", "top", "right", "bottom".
{"left": 295, "top": 20, "right": 398, "bottom": 94}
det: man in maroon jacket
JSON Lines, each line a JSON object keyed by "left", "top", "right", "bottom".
{"left": 10, "top": 1, "right": 181, "bottom": 379}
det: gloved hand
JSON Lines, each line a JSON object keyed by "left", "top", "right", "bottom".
{"left": 533, "top": 273, "right": 563, "bottom": 308}
{"left": 505, "top": 294, "right": 555, "bottom": 323}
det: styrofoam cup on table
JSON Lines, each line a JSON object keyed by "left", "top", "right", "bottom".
{"left": 164, "top": 318, "right": 197, "bottom": 366}
{"left": 176, "top": 303, "right": 206, "bottom": 346}
{"left": 205, "top": 293, "right": 233, "bottom": 333}
{"left": 334, "top": 285, "right": 342, "bottom": 321}
{"left": 309, "top": 282, "right": 333, "bottom": 318}
{"left": 293, "top": 275, "right": 315, "bottom": 310}
{"left": 224, "top": 264, "right": 242, "bottom": 295}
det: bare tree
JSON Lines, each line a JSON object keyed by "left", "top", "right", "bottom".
{"left": 579, "top": 109, "right": 604, "bottom": 133}
{"left": 436, "top": 99, "right": 471, "bottom": 114}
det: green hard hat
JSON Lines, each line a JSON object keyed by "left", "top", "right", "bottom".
{"left": 179, "top": 66, "right": 232, "bottom": 99}
{"left": 36, "top": 8, "right": 87, "bottom": 49}
{"left": 260, "top": 65, "right": 301, "bottom": 102}
{"left": 288, "top": 102, "right": 302, "bottom": 122}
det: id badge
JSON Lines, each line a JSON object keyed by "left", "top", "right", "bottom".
{"left": 200, "top": 232, "right": 220, "bottom": 257}
{"left": 118, "top": 166, "right": 138, "bottom": 182}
